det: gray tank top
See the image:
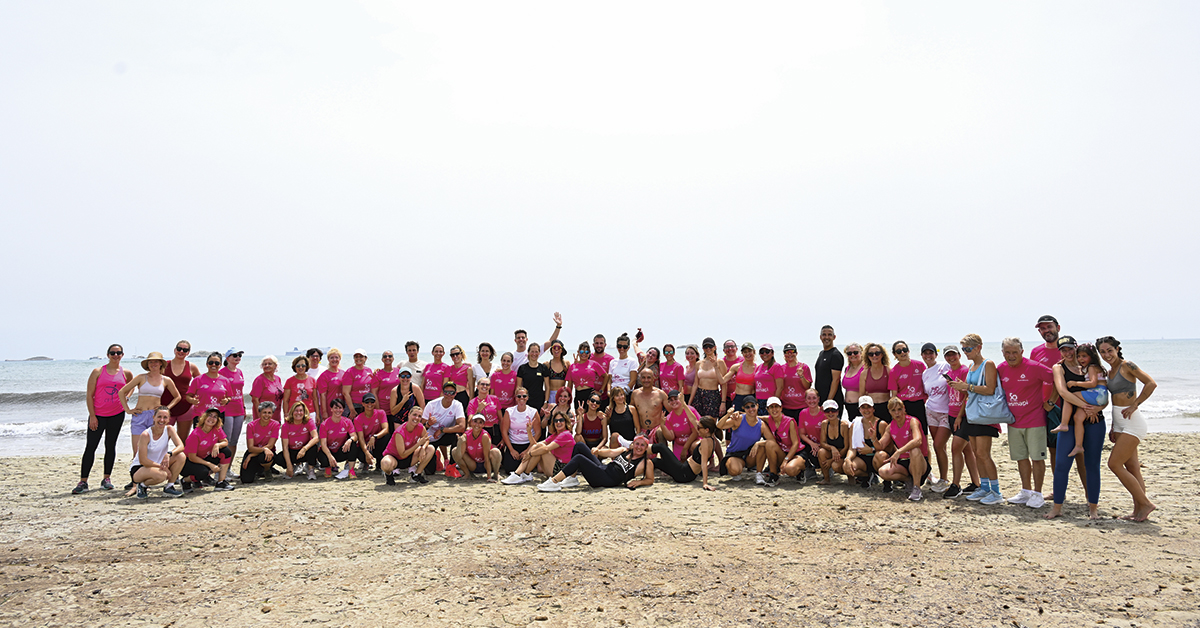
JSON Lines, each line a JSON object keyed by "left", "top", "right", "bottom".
{"left": 1107, "top": 364, "right": 1136, "bottom": 396}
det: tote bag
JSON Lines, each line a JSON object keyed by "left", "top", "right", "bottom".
{"left": 965, "top": 362, "right": 1015, "bottom": 425}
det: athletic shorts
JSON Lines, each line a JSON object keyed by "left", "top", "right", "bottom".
{"left": 1044, "top": 405, "right": 1062, "bottom": 441}
{"left": 130, "top": 409, "right": 155, "bottom": 436}
{"left": 1111, "top": 404, "right": 1148, "bottom": 441}
{"left": 129, "top": 465, "right": 144, "bottom": 480}
{"left": 1008, "top": 426, "right": 1047, "bottom": 461}
{"left": 720, "top": 448, "right": 752, "bottom": 475}
{"left": 962, "top": 422, "right": 1000, "bottom": 438}
{"left": 926, "top": 410, "right": 951, "bottom": 431}
{"left": 430, "top": 432, "right": 458, "bottom": 448}
{"left": 898, "top": 457, "right": 931, "bottom": 485}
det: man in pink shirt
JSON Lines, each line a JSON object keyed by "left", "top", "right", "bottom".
{"left": 1030, "top": 314, "right": 1085, "bottom": 489}
{"left": 591, "top": 334, "right": 614, "bottom": 409}
{"left": 998, "top": 337, "right": 1055, "bottom": 509}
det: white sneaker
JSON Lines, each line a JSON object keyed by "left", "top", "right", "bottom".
{"left": 560, "top": 476, "right": 580, "bottom": 488}
{"left": 1025, "top": 492, "right": 1046, "bottom": 509}
{"left": 537, "top": 479, "right": 561, "bottom": 492}
{"left": 306, "top": 467, "right": 316, "bottom": 480}
{"left": 730, "top": 472, "right": 745, "bottom": 482}
{"left": 1007, "top": 489, "right": 1031, "bottom": 504}
{"left": 755, "top": 471, "right": 766, "bottom": 485}
{"left": 335, "top": 467, "right": 351, "bottom": 480}
{"left": 980, "top": 492, "right": 1004, "bottom": 505}
{"left": 522, "top": 473, "right": 535, "bottom": 482}
{"left": 930, "top": 478, "right": 950, "bottom": 493}
{"left": 501, "top": 473, "right": 526, "bottom": 485}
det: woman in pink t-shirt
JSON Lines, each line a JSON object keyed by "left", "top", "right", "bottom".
{"left": 217, "top": 350, "right": 247, "bottom": 466}
{"left": 466, "top": 378, "right": 502, "bottom": 442}
{"left": 876, "top": 398, "right": 930, "bottom": 502}
{"left": 250, "top": 356, "right": 284, "bottom": 434}
{"left": 180, "top": 408, "right": 234, "bottom": 492}
{"left": 317, "top": 349, "right": 344, "bottom": 421}
{"left": 420, "top": 345, "right": 448, "bottom": 406}
{"left": 780, "top": 344, "right": 813, "bottom": 420}
{"left": 283, "top": 356, "right": 319, "bottom": 421}
{"left": 446, "top": 345, "right": 472, "bottom": 409}
{"left": 370, "top": 350, "right": 401, "bottom": 421}
{"left": 490, "top": 353, "right": 519, "bottom": 411}
{"left": 659, "top": 344, "right": 685, "bottom": 395}
{"left": 380, "top": 406, "right": 434, "bottom": 485}
{"left": 888, "top": 341, "right": 929, "bottom": 433}
{"left": 452, "top": 414, "right": 502, "bottom": 482}
{"left": 566, "top": 342, "right": 605, "bottom": 407}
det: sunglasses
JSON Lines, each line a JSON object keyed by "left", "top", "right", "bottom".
{"left": 108, "top": 351, "right": 123, "bottom": 356}
{"left": 846, "top": 350, "right": 860, "bottom": 356}
{"left": 664, "top": 350, "right": 674, "bottom": 355}
{"left": 479, "top": 383, "right": 490, "bottom": 387}
{"left": 961, "top": 346, "right": 974, "bottom": 353}
{"left": 399, "top": 373, "right": 412, "bottom": 378}
{"left": 579, "top": 349, "right": 591, "bottom": 354}
{"left": 823, "top": 408, "right": 838, "bottom": 413}
{"left": 443, "top": 389, "right": 456, "bottom": 395}
{"left": 207, "top": 361, "right": 221, "bottom": 366}
{"left": 617, "top": 344, "right": 629, "bottom": 349}
{"left": 175, "top": 347, "right": 189, "bottom": 353}
{"left": 868, "top": 351, "right": 882, "bottom": 357}
{"left": 516, "top": 394, "right": 528, "bottom": 398}
{"left": 589, "top": 398, "right": 600, "bottom": 403}
{"left": 382, "top": 354, "right": 393, "bottom": 359}
{"left": 450, "top": 352, "right": 462, "bottom": 358}
{"left": 895, "top": 348, "right": 909, "bottom": 354}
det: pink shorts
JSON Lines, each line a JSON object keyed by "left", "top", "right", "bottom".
{"left": 927, "top": 410, "right": 951, "bottom": 430}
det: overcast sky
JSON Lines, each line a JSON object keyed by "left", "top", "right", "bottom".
{"left": 2, "top": 2, "right": 1197, "bottom": 360}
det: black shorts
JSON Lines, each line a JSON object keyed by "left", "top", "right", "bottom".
{"left": 898, "top": 457, "right": 932, "bottom": 485}
{"left": 391, "top": 455, "right": 414, "bottom": 468}
{"left": 129, "top": 465, "right": 143, "bottom": 480}
{"left": 431, "top": 432, "right": 459, "bottom": 448}
{"left": 719, "top": 449, "right": 752, "bottom": 475}
{"left": 799, "top": 449, "right": 819, "bottom": 469}
{"left": 958, "top": 421, "right": 1000, "bottom": 438}
{"left": 553, "top": 460, "right": 567, "bottom": 475}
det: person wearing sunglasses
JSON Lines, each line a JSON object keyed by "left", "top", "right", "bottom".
{"left": 316, "top": 394, "right": 368, "bottom": 480}
{"left": 856, "top": 343, "right": 891, "bottom": 415}
{"left": 218, "top": 349, "right": 247, "bottom": 476}
{"left": 354, "top": 393, "right": 390, "bottom": 474}
{"left": 444, "top": 345, "right": 473, "bottom": 410}
{"left": 500, "top": 387, "right": 541, "bottom": 475}
{"left": 163, "top": 340, "right": 201, "bottom": 432}
{"left": 816, "top": 399, "right": 851, "bottom": 485}
{"left": 421, "top": 382, "right": 467, "bottom": 476}
{"left": 380, "top": 405, "right": 433, "bottom": 485}
{"left": 943, "top": 345, "right": 979, "bottom": 499}
{"left": 753, "top": 344, "right": 784, "bottom": 414}
{"left": 510, "top": 312, "right": 563, "bottom": 370}
{"left": 452, "top": 414, "right": 502, "bottom": 482}
{"left": 185, "top": 353, "right": 234, "bottom": 442}
{"left": 918, "top": 343, "right": 953, "bottom": 494}
{"left": 723, "top": 342, "right": 759, "bottom": 416}
{"left": 688, "top": 337, "right": 728, "bottom": 420}
{"left": 282, "top": 356, "right": 318, "bottom": 426}
{"left": 537, "top": 434, "right": 655, "bottom": 492}
{"left": 575, "top": 393, "right": 610, "bottom": 450}
{"left": 340, "top": 349, "right": 374, "bottom": 419}
{"left": 779, "top": 343, "right": 813, "bottom": 421}
{"left": 657, "top": 391, "right": 698, "bottom": 462}
{"left": 888, "top": 341, "right": 928, "bottom": 437}
{"left": 501, "top": 408, "right": 577, "bottom": 484}
{"left": 840, "top": 343, "right": 865, "bottom": 422}
{"left": 239, "top": 401, "right": 280, "bottom": 485}
{"left": 491, "top": 352, "right": 519, "bottom": 411}
{"left": 658, "top": 344, "right": 686, "bottom": 399}
{"left": 544, "top": 340, "right": 571, "bottom": 413}
{"left": 466, "top": 378, "right": 501, "bottom": 443}
{"left": 388, "top": 368, "right": 425, "bottom": 434}
{"left": 606, "top": 333, "right": 641, "bottom": 402}
{"left": 75, "top": 344, "right": 136, "bottom": 494}
{"left": 947, "top": 334, "right": 1005, "bottom": 505}
{"left": 722, "top": 339, "right": 743, "bottom": 409}
{"left": 716, "top": 397, "right": 771, "bottom": 481}
{"left": 567, "top": 342, "right": 606, "bottom": 408}
{"left": 370, "top": 350, "right": 402, "bottom": 427}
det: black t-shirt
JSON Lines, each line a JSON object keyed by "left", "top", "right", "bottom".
{"left": 815, "top": 348, "right": 845, "bottom": 404}
{"left": 517, "top": 362, "right": 549, "bottom": 409}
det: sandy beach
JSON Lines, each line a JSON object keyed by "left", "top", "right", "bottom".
{"left": 2, "top": 433, "right": 1197, "bottom": 627}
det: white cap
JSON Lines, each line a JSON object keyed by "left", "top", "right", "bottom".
{"left": 858, "top": 397, "right": 875, "bottom": 407}
{"left": 766, "top": 396, "right": 782, "bottom": 407}
{"left": 353, "top": 348, "right": 368, "bottom": 357}
{"left": 821, "top": 400, "right": 839, "bottom": 411}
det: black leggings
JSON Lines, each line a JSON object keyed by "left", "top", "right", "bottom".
{"left": 81, "top": 412, "right": 125, "bottom": 478}
{"left": 274, "top": 447, "right": 320, "bottom": 470}
{"left": 903, "top": 399, "right": 928, "bottom": 434}
{"left": 651, "top": 443, "right": 696, "bottom": 483}
{"left": 314, "top": 442, "right": 366, "bottom": 468}
{"left": 240, "top": 450, "right": 277, "bottom": 484}
{"left": 181, "top": 448, "right": 233, "bottom": 483}
{"left": 562, "top": 443, "right": 626, "bottom": 488}
{"left": 501, "top": 442, "right": 530, "bottom": 473}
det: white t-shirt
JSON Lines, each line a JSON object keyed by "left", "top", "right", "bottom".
{"left": 423, "top": 399, "right": 464, "bottom": 430}
{"left": 505, "top": 406, "right": 539, "bottom": 445}
{"left": 399, "top": 360, "right": 426, "bottom": 389}
{"left": 471, "top": 363, "right": 492, "bottom": 383}
{"left": 608, "top": 357, "right": 640, "bottom": 390}
{"left": 511, "top": 350, "right": 529, "bottom": 370}
{"left": 921, "top": 362, "right": 951, "bottom": 414}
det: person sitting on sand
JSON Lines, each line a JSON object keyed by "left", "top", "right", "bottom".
{"left": 816, "top": 400, "right": 851, "bottom": 485}
{"left": 500, "top": 388, "right": 540, "bottom": 474}
{"left": 128, "top": 406, "right": 186, "bottom": 498}
{"left": 843, "top": 398, "right": 880, "bottom": 487}
{"left": 452, "top": 414, "right": 502, "bottom": 482}
{"left": 501, "top": 409, "right": 576, "bottom": 484}
{"left": 716, "top": 398, "right": 771, "bottom": 482}
{"left": 651, "top": 416, "right": 721, "bottom": 491}
{"left": 380, "top": 405, "right": 434, "bottom": 485}
{"left": 353, "top": 393, "right": 389, "bottom": 473}
{"left": 875, "top": 398, "right": 930, "bottom": 501}
{"left": 180, "top": 408, "right": 234, "bottom": 493}
{"left": 316, "top": 398, "right": 367, "bottom": 480}
{"left": 537, "top": 435, "right": 655, "bottom": 492}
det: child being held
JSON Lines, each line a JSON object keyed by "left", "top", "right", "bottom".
{"left": 1051, "top": 343, "right": 1108, "bottom": 457}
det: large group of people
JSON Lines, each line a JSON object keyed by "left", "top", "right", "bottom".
{"left": 74, "top": 314, "right": 1158, "bottom": 521}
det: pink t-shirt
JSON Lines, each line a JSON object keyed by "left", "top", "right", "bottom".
{"left": 1030, "top": 344, "right": 1063, "bottom": 406}
{"left": 245, "top": 419, "right": 280, "bottom": 447}
{"left": 590, "top": 352, "right": 614, "bottom": 390}
{"left": 663, "top": 407, "right": 694, "bottom": 458}
{"left": 384, "top": 422, "right": 427, "bottom": 459}
{"left": 997, "top": 358, "right": 1055, "bottom": 429}
{"left": 466, "top": 395, "right": 501, "bottom": 427}
{"left": 491, "top": 370, "right": 518, "bottom": 408}
{"left": 185, "top": 427, "right": 227, "bottom": 457}
{"left": 422, "top": 363, "right": 449, "bottom": 402}
{"left": 754, "top": 362, "right": 784, "bottom": 399}
{"left": 888, "top": 362, "right": 928, "bottom": 401}
{"left": 798, "top": 408, "right": 823, "bottom": 449}
{"left": 284, "top": 375, "right": 318, "bottom": 414}
{"left": 768, "top": 415, "right": 797, "bottom": 451}
{"left": 320, "top": 416, "right": 355, "bottom": 447}
{"left": 371, "top": 369, "right": 400, "bottom": 412}
{"left": 659, "top": 362, "right": 686, "bottom": 395}
{"left": 546, "top": 430, "right": 577, "bottom": 464}
{"left": 342, "top": 366, "right": 374, "bottom": 405}
{"left": 317, "top": 369, "right": 344, "bottom": 417}
{"left": 567, "top": 361, "right": 606, "bottom": 391}
{"left": 463, "top": 429, "right": 487, "bottom": 463}
{"left": 946, "top": 365, "right": 969, "bottom": 418}
{"left": 281, "top": 419, "right": 317, "bottom": 450}
{"left": 890, "top": 415, "right": 928, "bottom": 459}
{"left": 781, "top": 362, "right": 814, "bottom": 410}
{"left": 250, "top": 374, "right": 284, "bottom": 413}
{"left": 218, "top": 367, "right": 246, "bottom": 416}
{"left": 723, "top": 356, "right": 742, "bottom": 399}
{"left": 354, "top": 409, "right": 387, "bottom": 439}
{"left": 188, "top": 374, "right": 234, "bottom": 413}
{"left": 445, "top": 364, "right": 470, "bottom": 389}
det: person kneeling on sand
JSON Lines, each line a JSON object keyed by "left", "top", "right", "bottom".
{"left": 452, "top": 415, "right": 503, "bottom": 482}
{"left": 380, "top": 406, "right": 434, "bottom": 485}
{"left": 716, "top": 398, "right": 771, "bottom": 482}
{"left": 180, "top": 408, "right": 235, "bottom": 493}
{"left": 129, "top": 407, "right": 186, "bottom": 498}
{"left": 875, "top": 398, "right": 929, "bottom": 502}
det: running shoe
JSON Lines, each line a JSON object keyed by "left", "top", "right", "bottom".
{"left": 908, "top": 486, "right": 922, "bottom": 502}
{"left": 942, "top": 484, "right": 962, "bottom": 499}
{"left": 414, "top": 473, "right": 429, "bottom": 484}
{"left": 306, "top": 468, "right": 317, "bottom": 480}
{"left": 214, "top": 480, "right": 235, "bottom": 491}
{"left": 755, "top": 471, "right": 766, "bottom": 485}
{"left": 765, "top": 473, "right": 779, "bottom": 487}
{"left": 980, "top": 492, "right": 1004, "bottom": 505}
{"left": 335, "top": 467, "right": 351, "bottom": 480}
{"left": 881, "top": 481, "right": 893, "bottom": 494}
{"left": 858, "top": 477, "right": 871, "bottom": 489}
{"left": 501, "top": 473, "right": 527, "bottom": 485}
{"left": 72, "top": 481, "right": 88, "bottom": 495}
{"left": 537, "top": 479, "right": 562, "bottom": 492}
{"left": 200, "top": 477, "right": 216, "bottom": 487}
{"left": 348, "top": 468, "right": 357, "bottom": 479}
{"left": 1007, "top": 489, "right": 1031, "bottom": 505}
{"left": 930, "top": 478, "right": 951, "bottom": 493}
{"left": 181, "top": 481, "right": 195, "bottom": 494}
{"left": 100, "top": 478, "right": 114, "bottom": 490}
{"left": 163, "top": 484, "right": 183, "bottom": 497}
{"left": 1026, "top": 492, "right": 1046, "bottom": 509}
{"left": 136, "top": 483, "right": 148, "bottom": 499}
{"left": 560, "top": 476, "right": 580, "bottom": 488}
{"left": 965, "top": 486, "right": 991, "bottom": 501}
{"left": 963, "top": 482, "right": 979, "bottom": 494}
{"left": 386, "top": 473, "right": 395, "bottom": 486}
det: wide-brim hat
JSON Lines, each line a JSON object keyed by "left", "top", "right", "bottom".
{"left": 141, "top": 352, "right": 167, "bottom": 371}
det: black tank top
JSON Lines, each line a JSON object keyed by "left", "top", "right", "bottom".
{"left": 1058, "top": 361, "right": 1103, "bottom": 419}
{"left": 608, "top": 405, "right": 635, "bottom": 439}
{"left": 824, "top": 421, "right": 845, "bottom": 450}
{"left": 690, "top": 436, "right": 718, "bottom": 464}
{"left": 609, "top": 453, "right": 646, "bottom": 483}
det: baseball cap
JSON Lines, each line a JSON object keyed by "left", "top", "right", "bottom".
{"left": 858, "top": 397, "right": 875, "bottom": 407}
{"left": 362, "top": 393, "right": 377, "bottom": 403}
{"left": 702, "top": 337, "right": 716, "bottom": 348}
{"left": 1037, "top": 315, "right": 1059, "bottom": 326}
{"left": 741, "top": 342, "right": 755, "bottom": 352}
{"left": 1056, "top": 335, "right": 1078, "bottom": 349}
{"left": 353, "top": 348, "right": 368, "bottom": 357}
{"left": 760, "top": 343, "right": 775, "bottom": 353}
{"left": 667, "top": 390, "right": 681, "bottom": 399}
{"left": 821, "top": 400, "right": 839, "bottom": 411}
{"left": 766, "top": 396, "right": 782, "bottom": 407}
{"left": 920, "top": 343, "right": 937, "bottom": 354}
{"left": 783, "top": 343, "right": 797, "bottom": 352}
{"left": 942, "top": 345, "right": 959, "bottom": 356}
{"left": 224, "top": 348, "right": 243, "bottom": 359}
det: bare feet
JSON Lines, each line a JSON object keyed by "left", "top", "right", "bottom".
{"left": 1050, "top": 424, "right": 1068, "bottom": 433}
{"left": 816, "top": 479, "right": 830, "bottom": 485}
{"left": 1088, "top": 507, "right": 1101, "bottom": 520}
{"left": 1068, "top": 446, "right": 1084, "bottom": 457}
{"left": 1044, "top": 505, "right": 1064, "bottom": 520}
{"left": 1133, "top": 503, "right": 1156, "bottom": 522}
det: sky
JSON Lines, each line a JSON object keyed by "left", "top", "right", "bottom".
{"left": 1, "top": 1, "right": 1197, "bottom": 360}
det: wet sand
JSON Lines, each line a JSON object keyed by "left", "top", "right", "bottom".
{"left": 2, "top": 433, "right": 1198, "bottom": 627}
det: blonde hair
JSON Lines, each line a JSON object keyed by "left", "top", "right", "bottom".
{"left": 863, "top": 342, "right": 890, "bottom": 368}
{"left": 886, "top": 397, "right": 905, "bottom": 413}
{"left": 961, "top": 334, "right": 983, "bottom": 348}
{"left": 284, "top": 402, "right": 309, "bottom": 425}
{"left": 327, "top": 347, "right": 342, "bottom": 359}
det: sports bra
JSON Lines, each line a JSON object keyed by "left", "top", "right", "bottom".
{"left": 735, "top": 365, "right": 755, "bottom": 387}
{"left": 841, "top": 366, "right": 863, "bottom": 394}
{"left": 863, "top": 367, "right": 889, "bottom": 395}
{"left": 690, "top": 435, "right": 718, "bottom": 464}
{"left": 138, "top": 377, "right": 166, "bottom": 398}
{"left": 1107, "top": 363, "right": 1137, "bottom": 396}
{"left": 608, "top": 405, "right": 635, "bottom": 440}
{"left": 547, "top": 361, "right": 568, "bottom": 382}
{"left": 824, "top": 420, "right": 845, "bottom": 450}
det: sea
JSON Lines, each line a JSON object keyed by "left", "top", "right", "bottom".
{"left": 1, "top": 340, "right": 1197, "bottom": 457}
